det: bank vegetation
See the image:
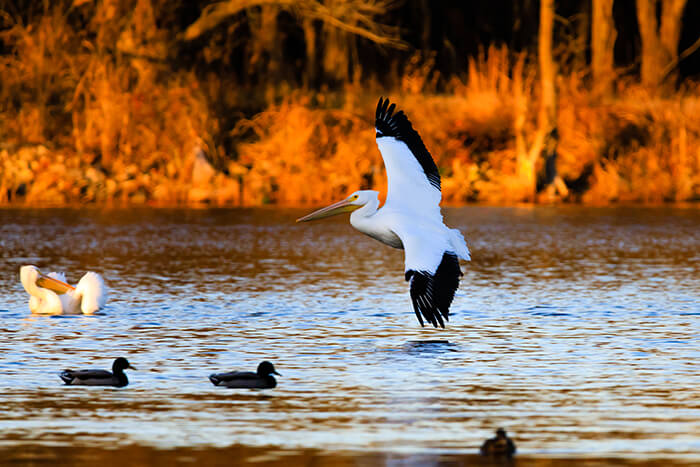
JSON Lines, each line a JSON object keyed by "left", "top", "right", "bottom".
{"left": 0, "top": 0, "right": 698, "bottom": 205}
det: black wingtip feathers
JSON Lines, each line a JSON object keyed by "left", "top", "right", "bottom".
{"left": 375, "top": 97, "right": 441, "bottom": 191}
{"left": 407, "top": 252, "right": 461, "bottom": 329}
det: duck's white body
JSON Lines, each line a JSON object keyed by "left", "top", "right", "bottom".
{"left": 20, "top": 265, "right": 107, "bottom": 315}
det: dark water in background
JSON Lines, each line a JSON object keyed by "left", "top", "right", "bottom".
{"left": 0, "top": 207, "right": 698, "bottom": 462}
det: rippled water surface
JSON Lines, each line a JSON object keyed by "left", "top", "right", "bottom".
{"left": 1, "top": 207, "right": 699, "bottom": 462}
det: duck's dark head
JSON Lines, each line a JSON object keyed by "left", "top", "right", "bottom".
{"left": 257, "top": 361, "right": 280, "bottom": 377}
{"left": 496, "top": 428, "right": 507, "bottom": 439}
{"left": 113, "top": 357, "right": 135, "bottom": 372}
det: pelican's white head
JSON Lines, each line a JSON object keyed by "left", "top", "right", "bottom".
{"left": 20, "top": 265, "right": 40, "bottom": 295}
{"left": 296, "top": 190, "right": 379, "bottom": 222}
{"left": 348, "top": 190, "right": 379, "bottom": 206}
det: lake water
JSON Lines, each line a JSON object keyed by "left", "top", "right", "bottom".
{"left": 0, "top": 206, "right": 698, "bottom": 464}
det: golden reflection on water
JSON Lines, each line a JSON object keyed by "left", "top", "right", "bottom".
{"left": 0, "top": 207, "right": 699, "bottom": 463}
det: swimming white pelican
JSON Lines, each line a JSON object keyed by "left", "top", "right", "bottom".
{"left": 297, "top": 97, "right": 470, "bottom": 328}
{"left": 19, "top": 265, "right": 107, "bottom": 315}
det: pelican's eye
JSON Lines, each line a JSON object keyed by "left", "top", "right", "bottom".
{"left": 352, "top": 195, "right": 359, "bottom": 201}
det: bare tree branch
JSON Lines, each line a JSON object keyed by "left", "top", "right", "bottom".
{"left": 182, "top": 0, "right": 405, "bottom": 49}
{"left": 660, "top": 33, "right": 700, "bottom": 82}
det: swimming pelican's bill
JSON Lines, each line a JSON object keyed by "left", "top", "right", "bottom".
{"left": 296, "top": 198, "right": 360, "bottom": 222}
{"left": 36, "top": 272, "right": 75, "bottom": 294}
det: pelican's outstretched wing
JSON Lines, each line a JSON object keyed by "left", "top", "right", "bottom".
{"left": 391, "top": 220, "right": 462, "bottom": 328}
{"left": 375, "top": 97, "right": 441, "bottom": 214}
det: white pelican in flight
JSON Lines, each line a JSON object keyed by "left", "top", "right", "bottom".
{"left": 297, "top": 97, "right": 470, "bottom": 328}
{"left": 19, "top": 265, "right": 107, "bottom": 315}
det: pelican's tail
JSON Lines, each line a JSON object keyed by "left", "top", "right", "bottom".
{"left": 449, "top": 228, "right": 471, "bottom": 261}
{"left": 76, "top": 272, "right": 107, "bottom": 314}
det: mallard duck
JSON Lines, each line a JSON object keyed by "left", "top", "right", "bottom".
{"left": 480, "top": 428, "right": 516, "bottom": 457}
{"left": 59, "top": 357, "right": 135, "bottom": 387}
{"left": 209, "top": 361, "right": 280, "bottom": 389}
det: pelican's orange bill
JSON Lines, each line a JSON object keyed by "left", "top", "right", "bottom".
{"left": 296, "top": 197, "right": 360, "bottom": 222}
{"left": 36, "top": 274, "right": 75, "bottom": 294}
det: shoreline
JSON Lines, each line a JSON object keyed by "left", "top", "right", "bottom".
{"left": 1, "top": 201, "right": 699, "bottom": 209}
{"left": 2, "top": 443, "right": 699, "bottom": 466}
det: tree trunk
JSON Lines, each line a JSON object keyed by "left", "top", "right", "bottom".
{"left": 248, "top": 6, "right": 280, "bottom": 79}
{"left": 637, "top": 0, "right": 687, "bottom": 87}
{"left": 302, "top": 19, "right": 317, "bottom": 88}
{"left": 418, "top": 0, "right": 431, "bottom": 52}
{"left": 592, "top": 0, "right": 616, "bottom": 96}
{"left": 659, "top": 0, "right": 687, "bottom": 84}
{"left": 322, "top": 25, "right": 350, "bottom": 83}
{"left": 575, "top": 0, "right": 591, "bottom": 71}
{"left": 536, "top": 0, "right": 567, "bottom": 201}
{"left": 514, "top": 54, "right": 537, "bottom": 202}
{"left": 516, "top": 0, "right": 558, "bottom": 202}
{"left": 539, "top": 0, "right": 556, "bottom": 133}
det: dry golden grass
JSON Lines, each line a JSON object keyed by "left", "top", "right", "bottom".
{"left": 232, "top": 95, "right": 382, "bottom": 205}
{"left": 0, "top": 1, "right": 222, "bottom": 205}
{"left": 0, "top": 5, "right": 698, "bottom": 206}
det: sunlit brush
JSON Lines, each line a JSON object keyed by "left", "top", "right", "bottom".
{"left": 298, "top": 97, "right": 470, "bottom": 328}
{"left": 59, "top": 357, "right": 135, "bottom": 387}
{"left": 19, "top": 265, "right": 107, "bottom": 315}
{"left": 209, "top": 361, "right": 280, "bottom": 389}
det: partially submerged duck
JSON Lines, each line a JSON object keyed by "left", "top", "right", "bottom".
{"left": 480, "top": 428, "right": 516, "bottom": 457}
{"left": 60, "top": 357, "right": 135, "bottom": 387}
{"left": 209, "top": 361, "right": 280, "bottom": 389}
{"left": 20, "top": 265, "right": 106, "bottom": 315}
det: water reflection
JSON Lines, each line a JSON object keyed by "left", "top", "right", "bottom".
{"left": 0, "top": 206, "right": 699, "bottom": 462}
{"left": 403, "top": 340, "right": 458, "bottom": 353}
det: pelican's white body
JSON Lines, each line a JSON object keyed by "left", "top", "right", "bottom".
{"left": 20, "top": 266, "right": 107, "bottom": 315}
{"left": 297, "top": 97, "right": 471, "bottom": 328}
{"left": 349, "top": 191, "right": 469, "bottom": 272}
{"left": 346, "top": 134, "right": 470, "bottom": 275}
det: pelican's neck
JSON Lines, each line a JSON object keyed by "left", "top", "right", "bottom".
{"left": 348, "top": 191, "right": 404, "bottom": 249}
{"left": 20, "top": 272, "right": 64, "bottom": 314}
{"left": 20, "top": 273, "right": 43, "bottom": 298}
{"left": 20, "top": 270, "right": 51, "bottom": 302}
